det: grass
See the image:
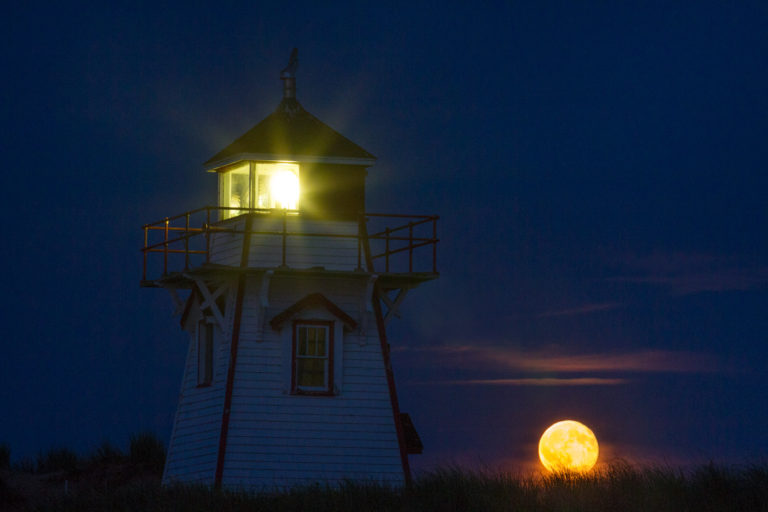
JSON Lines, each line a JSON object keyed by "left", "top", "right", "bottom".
{"left": 128, "top": 432, "right": 166, "bottom": 473}
{"left": 23, "top": 464, "right": 768, "bottom": 512}
{"left": 1, "top": 439, "right": 767, "bottom": 511}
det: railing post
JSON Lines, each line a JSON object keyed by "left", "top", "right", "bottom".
{"left": 357, "top": 217, "right": 362, "bottom": 271}
{"left": 163, "top": 218, "right": 169, "bottom": 275}
{"left": 206, "top": 207, "right": 211, "bottom": 264}
{"left": 432, "top": 217, "right": 437, "bottom": 273}
{"left": 143, "top": 226, "right": 148, "bottom": 281}
{"left": 184, "top": 212, "right": 190, "bottom": 270}
{"left": 408, "top": 222, "right": 413, "bottom": 273}
{"left": 385, "top": 227, "right": 390, "bottom": 273}
{"left": 282, "top": 210, "right": 287, "bottom": 267}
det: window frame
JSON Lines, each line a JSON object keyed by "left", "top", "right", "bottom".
{"left": 217, "top": 162, "right": 251, "bottom": 220}
{"left": 218, "top": 161, "right": 300, "bottom": 220}
{"left": 197, "top": 319, "right": 214, "bottom": 387}
{"left": 291, "top": 320, "right": 334, "bottom": 396}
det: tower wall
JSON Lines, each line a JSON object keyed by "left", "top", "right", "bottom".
{"left": 162, "top": 266, "right": 405, "bottom": 488}
{"left": 221, "top": 274, "right": 403, "bottom": 488}
{"left": 162, "top": 285, "right": 235, "bottom": 484}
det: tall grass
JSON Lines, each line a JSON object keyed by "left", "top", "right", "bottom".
{"left": 1, "top": 432, "right": 164, "bottom": 475}
{"left": 35, "top": 448, "right": 79, "bottom": 474}
{"left": 128, "top": 432, "right": 165, "bottom": 473}
{"left": 6, "top": 462, "right": 766, "bottom": 512}
{"left": 0, "top": 444, "right": 9, "bottom": 470}
{"left": 3, "top": 432, "right": 766, "bottom": 510}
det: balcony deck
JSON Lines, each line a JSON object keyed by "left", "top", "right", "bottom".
{"left": 141, "top": 207, "right": 439, "bottom": 287}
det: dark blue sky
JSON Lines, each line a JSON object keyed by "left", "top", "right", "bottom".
{"left": 2, "top": 2, "right": 767, "bottom": 472}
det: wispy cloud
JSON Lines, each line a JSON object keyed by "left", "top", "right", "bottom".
{"left": 537, "top": 302, "right": 620, "bottom": 318}
{"left": 433, "top": 377, "right": 628, "bottom": 386}
{"left": 606, "top": 251, "right": 768, "bottom": 295}
{"left": 403, "top": 345, "right": 722, "bottom": 374}
{"left": 607, "top": 271, "right": 768, "bottom": 295}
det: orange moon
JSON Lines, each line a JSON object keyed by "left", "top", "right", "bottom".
{"left": 538, "top": 420, "right": 599, "bottom": 472}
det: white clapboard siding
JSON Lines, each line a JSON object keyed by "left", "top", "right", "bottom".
{"left": 208, "top": 215, "right": 360, "bottom": 270}
{"left": 208, "top": 218, "right": 247, "bottom": 266}
{"left": 162, "top": 291, "right": 235, "bottom": 486}
{"left": 163, "top": 266, "right": 409, "bottom": 489}
{"left": 219, "top": 277, "right": 404, "bottom": 489}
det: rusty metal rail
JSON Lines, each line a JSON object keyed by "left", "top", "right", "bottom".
{"left": 141, "top": 206, "right": 438, "bottom": 281}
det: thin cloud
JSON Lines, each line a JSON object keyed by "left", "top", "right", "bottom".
{"left": 537, "top": 302, "right": 620, "bottom": 318}
{"left": 435, "top": 377, "right": 628, "bottom": 386}
{"left": 501, "top": 349, "right": 719, "bottom": 373}
{"left": 607, "top": 271, "right": 768, "bottom": 295}
{"left": 402, "top": 346, "right": 722, "bottom": 374}
{"left": 606, "top": 251, "right": 768, "bottom": 295}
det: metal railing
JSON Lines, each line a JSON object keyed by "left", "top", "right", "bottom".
{"left": 141, "top": 206, "right": 438, "bottom": 281}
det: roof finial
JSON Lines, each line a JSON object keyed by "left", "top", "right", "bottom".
{"left": 280, "top": 48, "right": 298, "bottom": 100}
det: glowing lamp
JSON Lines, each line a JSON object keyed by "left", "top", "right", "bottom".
{"left": 269, "top": 168, "right": 300, "bottom": 210}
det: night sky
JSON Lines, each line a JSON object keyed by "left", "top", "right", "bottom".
{"left": 3, "top": 2, "right": 767, "bottom": 473}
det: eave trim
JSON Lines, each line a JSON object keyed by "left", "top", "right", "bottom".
{"left": 270, "top": 293, "right": 358, "bottom": 331}
{"left": 205, "top": 153, "right": 376, "bottom": 171}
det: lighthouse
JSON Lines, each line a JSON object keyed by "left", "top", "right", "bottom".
{"left": 141, "top": 51, "right": 438, "bottom": 489}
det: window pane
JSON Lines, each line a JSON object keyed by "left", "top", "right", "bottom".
{"left": 218, "top": 163, "right": 251, "bottom": 218}
{"left": 255, "top": 162, "right": 300, "bottom": 210}
{"left": 230, "top": 169, "right": 249, "bottom": 211}
{"left": 298, "top": 327, "right": 307, "bottom": 355}
{"left": 316, "top": 329, "right": 326, "bottom": 356}
{"left": 218, "top": 172, "right": 231, "bottom": 220}
{"left": 294, "top": 324, "right": 331, "bottom": 391}
{"left": 308, "top": 327, "right": 316, "bottom": 355}
{"left": 297, "top": 359, "right": 325, "bottom": 387}
{"left": 256, "top": 173, "right": 271, "bottom": 208}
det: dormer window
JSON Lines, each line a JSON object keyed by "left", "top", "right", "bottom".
{"left": 270, "top": 293, "right": 359, "bottom": 397}
{"left": 219, "top": 162, "right": 300, "bottom": 220}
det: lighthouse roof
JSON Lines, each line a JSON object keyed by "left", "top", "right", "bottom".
{"left": 205, "top": 98, "right": 376, "bottom": 170}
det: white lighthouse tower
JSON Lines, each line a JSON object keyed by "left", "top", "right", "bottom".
{"left": 141, "top": 51, "right": 438, "bottom": 489}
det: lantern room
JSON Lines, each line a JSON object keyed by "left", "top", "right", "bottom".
{"left": 203, "top": 54, "right": 375, "bottom": 222}
{"left": 141, "top": 49, "right": 438, "bottom": 282}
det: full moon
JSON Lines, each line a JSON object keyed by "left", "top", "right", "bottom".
{"left": 538, "top": 420, "right": 599, "bottom": 473}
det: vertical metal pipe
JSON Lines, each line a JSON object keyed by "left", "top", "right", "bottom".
{"left": 163, "top": 218, "right": 169, "bottom": 275}
{"left": 143, "top": 226, "right": 148, "bottom": 281}
{"left": 432, "top": 217, "right": 437, "bottom": 273}
{"left": 184, "top": 213, "right": 190, "bottom": 270}
{"left": 408, "top": 222, "right": 413, "bottom": 273}
{"left": 215, "top": 214, "right": 254, "bottom": 488}
{"left": 282, "top": 210, "right": 287, "bottom": 267}
{"left": 206, "top": 207, "right": 211, "bottom": 264}
{"left": 385, "top": 227, "right": 390, "bottom": 273}
{"left": 357, "top": 217, "right": 362, "bottom": 271}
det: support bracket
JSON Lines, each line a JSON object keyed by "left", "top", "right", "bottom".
{"left": 185, "top": 274, "right": 229, "bottom": 331}
{"left": 156, "top": 283, "right": 186, "bottom": 316}
{"left": 381, "top": 288, "right": 409, "bottom": 325}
